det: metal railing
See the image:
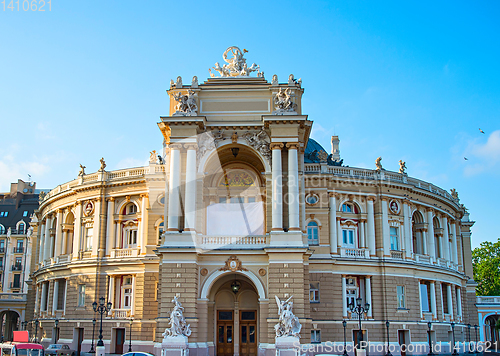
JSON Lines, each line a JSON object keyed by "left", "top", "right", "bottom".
{"left": 13, "top": 247, "right": 24, "bottom": 254}
{"left": 11, "top": 265, "right": 23, "bottom": 271}
{"left": 476, "top": 296, "right": 500, "bottom": 304}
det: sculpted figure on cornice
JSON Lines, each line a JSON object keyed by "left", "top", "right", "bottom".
{"left": 375, "top": 157, "right": 383, "bottom": 171}
{"left": 197, "top": 130, "right": 226, "bottom": 162}
{"left": 78, "top": 164, "right": 86, "bottom": 176}
{"left": 172, "top": 90, "right": 198, "bottom": 116}
{"left": 450, "top": 188, "right": 459, "bottom": 201}
{"left": 242, "top": 129, "right": 272, "bottom": 162}
{"left": 38, "top": 191, "right": 46, "bottom": 202}
{"left": 399, "top": 160, "right": 407, "bottom": 174}
{"left": 209, "top": 46, "right": 260, "bottom": 78}
{"left": 273, "top": 88, "right": 297, "bottom": 115}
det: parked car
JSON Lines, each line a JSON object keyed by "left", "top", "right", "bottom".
{"left": 121, "top": 352, "right": 155, "bottom": 356}
{"left": 44, "top": 345, "right": 74, "bottom": 356}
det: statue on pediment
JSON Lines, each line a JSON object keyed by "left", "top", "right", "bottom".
{"left": 172, "top": 90, "right": 198, "bottom": 116}
{"left": 273, "top": 88, "right": 297, "bottom": 115}
{"left": 209, "top": 46, "right": 261, "bottom": 77}
{"left": 399, "top": 160, "right": 407, "bottom": 174}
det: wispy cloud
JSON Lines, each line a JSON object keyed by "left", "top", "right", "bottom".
{"left": 462, "top": 130, "right": 500, "bottom": 176}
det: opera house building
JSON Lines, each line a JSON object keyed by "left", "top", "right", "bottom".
{"left": 31, "top": 47, "right": 477, "bottom": 356}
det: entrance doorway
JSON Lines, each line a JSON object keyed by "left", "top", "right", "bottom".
{"left": 217, "top": 311, "right": 234, "bottom": 356}
{"left": 75, "top": 328, "right": 84, "bottom": 356}
{"left": 115, "top": 328, "right": 125, "bottom": 354}
{"left": 240, "top": 310, "right": 257, "bottom": 356}
{"left": 398, "top": 330, "right": 409, "bottom": 356}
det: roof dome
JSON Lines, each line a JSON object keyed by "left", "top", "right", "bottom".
{"left": 305, "top": 138, "right": 343, "bottom": 166}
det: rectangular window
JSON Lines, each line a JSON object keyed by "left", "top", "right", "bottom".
{"left": 3, "top": 212, "right": 7, "bottom": 217}
{"left": 247, "top": 197, "right": 256, "bottom": 203}
{"left": 15, "top": 257, "right": 22, "bottom": 269}
{"left": 346, "top": 277, "right": 358, "bottom": 307}
{"left": 219, "top": 197, "right": 227, "bottom": 204}
{"left": 230, "top": 197, "right": 244, "bottom": 204}
{"left": 17, "top": 240, "right": 23, "bottom": 249}
{"left": 78, "top": 284, "right": 86, "bottom": 307}
{"left": 0, "top": 212, "right": 3, "bottom": 217}
{"left": 420, "top": 284, "right": 429, "bottom": 312}
{"left": 13, "top": 274, "right": 21, "bottom": 288}
{"left": 397, "top": 286, "right": 405, "bottom": 309}
{"left": 128, "top": 230, "right": 137, "bottom": 246}
{"left": 342, "top": 230, "right": 355, "bottom": 247}
{"left": 390, "top": 227, "right": 399, "bottom": 250}
{"left": 311, "top": 330, "right": 321, "bottom": 343}
{"left": 23, "top": 211, "right": 28, "bottom": 217}
{"left": 85, "top": 228, "right": 93, "bottom": 251}
{"left": 309, "top": 282, "right": 320, "bottom": 303}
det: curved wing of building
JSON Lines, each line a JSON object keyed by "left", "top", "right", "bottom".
{"left": 31, "top": 47, "right": 478, "bottom": 356}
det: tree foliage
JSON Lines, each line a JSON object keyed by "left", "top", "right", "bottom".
{"left": 472, "top": 238, "right": 500, "bottom": 296}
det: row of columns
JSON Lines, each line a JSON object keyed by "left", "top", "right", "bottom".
{"left": 167, "top": 143, "right": 197, "bottom": 232}
{"left": 36, "top": 279, "right": 68, "bottom": 316}
{"left": 420, "top": 280, "right": 463, "bottom": 321}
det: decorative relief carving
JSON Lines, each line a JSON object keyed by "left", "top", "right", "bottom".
{"left": 197, "top": 130, "right": 226, "bottom": 163}
{"left": 83, "top": 201, "right": 94, "bottom": 216}
{"left": 259, "top": 268, "right": 267, "bottom": 276}
{"left": 242, "top": 129, "right": 272, "bottom": 162}
{"left": 273, "top": 88, "right": 297, "bottom": 115}
{"left": 219, "top": 255, "right": 248, "bottom": 272}
{"left": 389, "top": 199, "right": 401, "bottom": 215}
{"left": 200, "top": 268, "right": 208, "bottom": 276}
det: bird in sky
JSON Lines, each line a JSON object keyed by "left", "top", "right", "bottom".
{"left": 479, "top": 128, "right": 485, "bottom": 134}
{"left": 464, "top": 157, "right": 468, "bottom": 160}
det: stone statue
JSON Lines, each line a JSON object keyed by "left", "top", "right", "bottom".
{"left": 38, "top": 191, "right": 46, "bottom": 202}
{"left": 176, "top": 76, "right": 182, "bottom": 88}
{"left": 27, "top": 226, "right": 33, "bottom": 238}
{"left": 375, "top": 157, "right": 383, "bottom": 171}
{"left": 209, "top": 46, "right": 260, "bottom": 77}
{"left": 99, "top": 157, "right": 106, "bottom": 172}
{"left": 242, "top": 129, "right": 272, "bottom": 162}
{"left": 7, "top": 227, "right": 11, "bottom": 238}
{"left": 272, "top": 74, "right": 278, "bottom": 86}
{"left": 78, "top": 164, "right": 86, "bottom": 176}
{"left": 274, "top": 295, "right": 302, "bottom": 338}
{"left": 163, "top": 296, "right": 192, "bottom": 338}
{"left": 450, "top": 188, "right": 459, "bottom": 200}
{"left": 150, "top": 150, "right": 157, "bottom": 163}
{"left": 273, "top": 88, "right": 297, "bottom": 115}
{"left": 231, "top": 132, "right": 238, "bottom": 143}
{"left": 191, "top": 76, "right": 198, "bottom": 88}
{"left": 172, "top": 90, "right": 198, "bottom": 116}
{"left": 170, "top": 79, "right": 174, "bottom": 88}
{"left": 399, "top": 160, "right": 407, "bottom": 174}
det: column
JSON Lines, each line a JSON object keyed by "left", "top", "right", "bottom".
{"left": 72, "top": 202, "right": 82, "bottom": 260}
{"left": 300, "top": 148, "right": 306, "bottom": 232}
{"left": 92, "top": 198, "right": 101, "bottom": 257}
{"left": 438, "top": 234, "right": 443, "bottom": 259}
{"left": 34, "top": 284, "right": 40, "bottom": 314}
{"left": 447, "top": 284, "right": 453, "bottom": 320}
{"left": 63, "top": 279, "right": 68, "bottom": 316}
{"left": 52, "top": 280, "right": 59, "bottom": 315}
{"left": 337, "top": 217, "right": 342, "bottom": 250}
{"left": 24, "top": 235, "right": 33, "bottom": 286}
{"left": 108, "top": 276, "right": 115, "bottom": 309}
{"left": 365, "top": 276, "right": 372, "bottom": 318}
{"left": 131, "top": 275, "right": 136, "bottom": 316}
{"left": 427, "top": 209, "right": 436, "bottom": 261}
{"left": 61, "top": 230, "right": 68, "bottom": 256}
{"left": 359, "top": 220, "right": 366, "bottom": 248}
{"left": 419, "top": 281, "right": 423, "bottom": 319}
{"left": 430, "top": 281, "right": 437, "bottom": 320}
{"left": 442, "top": 216, "right": 450, "bottom": 260}
{"left": 422, "top": 228, "right": 428, "bottom": 255}
{"left": 342, "top": 275, "right": 347, "bottom": 318}
{"left": 140, "top": 194, "right": 149, "bottom": 254}
{"left": 271, "top": 143, "right": 284, "bottom": 231}
{"left": 43, "top": 214, "right": 52, "bottom": 261}
{"left": 367, "top": 197, "right": 376, "bottom": 256}
{"left": 456, "top": 287, "right": 462, "bottom": 320}
{"left": 184, "top": 143, "right": 197, "bottom": 232}
{"left": 451, "top": 221, "right": 458, "bottom": 264}
{"left": 38, "top": 221, "right": 46, "bottom": 263}
{"left": 2, "top": 238, "right": 11, "bottom": 292}
{"left": 41, "top": 282, "right": 48, "bottom": 312}
{"left": 403, "top": 201, "right": 412, "bottom": 258}
{"left": 287, "top": 143, "right": 300, "bottom": 231}
{"left": 105, "top": 198, "right": 115, "bottom": 256}
{"left": 54, "top": 209, "right": 63, "bottom": 257}
{"left": 115, "top": 221, "right": 122, "bottom": 250}
{"left": 167, "top": 144, "right": 181, "bottom": 232}
{"left": 381, "top": 198, "right": 390, "bottom": 256}
{"left": 329, "top": 193, "right": 338, "bottom": 254}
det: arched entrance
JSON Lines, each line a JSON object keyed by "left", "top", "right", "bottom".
{"left": 485, "top": 314, "right": 500, "bottom": 344}
{"left": 0, "top": 310, "right": 20, "bottom": 341}
{"left": 207, "top": 273, "right": 260, "bottom": 356}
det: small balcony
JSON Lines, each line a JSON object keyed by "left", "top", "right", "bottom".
{"left": 110, "top": 248, "right": 139, "bottom": 258}
{"left": 390, "top": 250, "right": 403, "bottom": 259}
{"left": 11, "top": 264, "right": 23, "bottom": 271}
{"left": 415, "top": 254, "right": 431, "bottom": 264}
{"left": 340, "top": 247, "right": 370, "bottom": 258}
{"left": 10, "top": 282, "right": 21, "bottom": 289}
{"left": 13, "top": 247, "right": 24, "bottom": 254}
{"left": 110, "top": 308, "right": 132, "bottom": 319}
{"left": 196, "top": 235, "right": 269, "bottom": 249}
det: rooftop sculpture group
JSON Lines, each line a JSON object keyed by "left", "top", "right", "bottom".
{"left": 172, "top": 90, "right": 198, "bottom": 116}
{"left": 273, "top": 88, "right": 297, "bottom": 115}
{"left": 209, "top": 46, "right": 261, "bottom": 77}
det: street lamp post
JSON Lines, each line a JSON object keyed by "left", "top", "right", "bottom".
{"left": 474, "top": 325, "right": 479, "bottom": 354}
{"left": 54, "top": 319, "right": 59, "bottom": 344}
{"left": 385, "top": 321, "right": 392, "bottom": 356}
{"left": 92, "top": 297, "right": 112, "bottom": 352}
{"left": 348, "top": 297, "right": 370, "bottom": 353}
{"left": 427, "top": 322, "right": 433, "bottom": 356}
{"left": 90, "top": 319, "right": 96, "bottom": 353}
{"left": 128, "top": 319, "right": 133, "bottom": 352}
{"left": 34, "top": 319, "right": 39, "bottom": 343}
{"left": 451, "top": 323, "right": 458, "bottom": 356}
{"left": 342, "top": 320, "right": 348, "bottom": 356}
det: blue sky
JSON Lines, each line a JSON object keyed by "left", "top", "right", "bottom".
{"left": 1, "top": 1, "right": 498, "bottom": 248}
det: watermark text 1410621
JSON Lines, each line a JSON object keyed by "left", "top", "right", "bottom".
{"left": 2, "top": 0, "right": 51, "bottom": 11}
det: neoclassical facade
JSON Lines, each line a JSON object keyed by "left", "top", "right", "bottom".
{"left": 31, "top": 47, "right": 478, "bottom": 356}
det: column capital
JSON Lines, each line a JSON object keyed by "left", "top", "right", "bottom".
{"left": 367, "top": 196, "right": 377, "bottom": 202}
{"left": 140, "top": 193, "right": 149, "bottom": 199}
{"left": 106, "top": 197, "right": 115, "bottom": 202}
{"left": 360, "top": 219, "right": 367, "bottom": 223}
{"left": 426, "top": 207, "right": 435, "bottom": 214}
{"left": 270, "top": 142, "right": 284, "bottom": 150}
{"left": 380, "top": 196, "right": 389, "bottom": 202}
{"left": 183, "top": 143, "right": 198, "bottom": 150}
{"left": 336, "top": 216, "right": 342, "bottom": 221}
{"left": 169, "top": 143, "right": 183, "bottom": 150}
{"left": 55, "top": 209, "right": 63, "bottom": 214}
{"left": 286, "top": 142, "right": 300, "bottom": 150}
{"left": 75, "top": 200, "right": 82, "bottom": 207}
{"left": 365, "top": 275, "right": 372, "bottom": 279}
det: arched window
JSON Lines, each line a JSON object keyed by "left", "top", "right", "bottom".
{"left": 0, "top": 224, "right": 5, "bottom": 235}
{"left": 124, "top": 203, "right": 137, "bottom": 215}
{"left": 412, "top": 212, "right": 425, "bottom": 255}
{"left": 342, "top": 203, "right": 353, "bottom": 213}
{"left": 17, "top": 221, "right": 26, "bottom": 234}
{"left": 307, "top": 221, "right": 319, "bottom": 246}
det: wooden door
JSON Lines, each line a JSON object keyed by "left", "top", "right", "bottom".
{"left": 240, "top": 310, "right": 257, "bottom": 356}
{"left": 217, "top": 311, "right": 234, "bottom": 356}
{"left": 76, "top": 328, "right": 84, "bottom": 356}
{"left": 115, "top": 328, "right": 125, "bottom": 354}
{"left": 398, "top": 330, "right": 406, "bottom": 356}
